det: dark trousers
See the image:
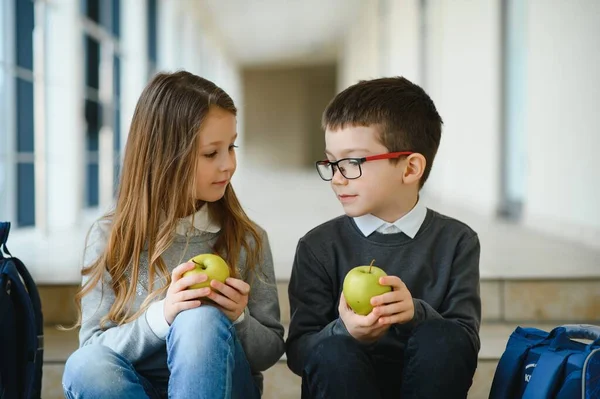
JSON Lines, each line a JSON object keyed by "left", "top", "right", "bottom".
{"left": 301, "top": 319, "right": 478, "bottom": 399}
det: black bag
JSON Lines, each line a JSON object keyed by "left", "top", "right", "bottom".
{"left": 0, "top": 222, "right": 44, "bottom": 398}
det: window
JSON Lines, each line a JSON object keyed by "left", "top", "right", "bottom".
{"left": 15, "top": 0, "right": 36, "bottom": 227}
{"left": 82, "top": 0, "right": 121, "bottom": 207}
{"left": 113, "top": 54, "right": 121, "bottom": 191}
{"left": 147, "top": 0, "right": 158, "bottom": 78}
{"left": 0, "top": 1, "right": 7, "bottom": 222}
{"left": 499, "top": 0, "right": 527, "bottom": 219}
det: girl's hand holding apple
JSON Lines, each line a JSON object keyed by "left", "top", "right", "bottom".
{"left": 204, "top": 277, "right": 250, "bottom": 322}
{"left": 164, "top": 261, "right": 211, "bottom": 325}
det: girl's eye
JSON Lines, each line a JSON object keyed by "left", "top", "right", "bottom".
{"left": 229, "top": 144, "right": 238, "bottom": 151}
{"left": 205, "top": 151, "right": 217, "bottom": 159}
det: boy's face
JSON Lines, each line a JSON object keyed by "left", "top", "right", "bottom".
{"left": 324, "top": 125, "right": 417, "bottom": 222}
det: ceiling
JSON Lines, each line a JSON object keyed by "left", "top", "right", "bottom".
{"left": 200, "top": 0, "right": 362, "bottom": 67}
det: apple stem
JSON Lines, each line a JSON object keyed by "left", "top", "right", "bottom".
{"left": 369, "top": 259, "right": 375, "bottom": 273}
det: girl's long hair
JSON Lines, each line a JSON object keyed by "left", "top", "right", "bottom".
{"left": 74, "top": 71, "right": 263, "bottom": 327}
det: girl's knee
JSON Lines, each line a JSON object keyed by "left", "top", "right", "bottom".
{"left": 167, "top": 306, "right": 235, "bottom": 369}
{"left": 63, "top": 345, "right": 121, "bottom": 391}
{"left": 170, "top": 305, "right": 230, "bottom": 334}
{"left": 167, "top": 305, "right": 232, "bottom": 350}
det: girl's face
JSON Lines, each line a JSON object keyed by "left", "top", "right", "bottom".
{"left": 193, "top": 107, "right": 238, "bottom": 202}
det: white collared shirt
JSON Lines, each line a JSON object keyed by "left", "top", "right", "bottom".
{"left": 353, "top": 197, "right": 427, "bottom": 238}
{"left": 175, "top": 203, "right": 221, "bottom": 236}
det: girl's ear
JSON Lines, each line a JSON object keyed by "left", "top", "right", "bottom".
{"left": 402, "top": 153, "right": 426, "bottom": 185}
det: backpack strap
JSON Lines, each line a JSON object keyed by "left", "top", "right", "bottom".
{"left": 0, "top": 221, "right": 44, "bottom": 398}
{"left": 522, "top": 349, "right": 570, "bottom": 399}
{"left": 0, "top": 221, "right": 11, "bottom": 258}
{"left": 489, "top": 327, "right": 549, "bottom": 399}
{"left": 12, "top": 258, "right": 44, "bottom": 399}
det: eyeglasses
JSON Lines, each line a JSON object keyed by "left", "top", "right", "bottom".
{"left": 315, "top": 151, "right": 414, "bottom": 181}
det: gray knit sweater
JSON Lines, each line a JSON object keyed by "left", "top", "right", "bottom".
{"left": 78, "top": 218, "right": 285, "bottom": 392}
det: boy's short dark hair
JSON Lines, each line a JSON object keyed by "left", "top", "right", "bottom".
{"left": 322, "top": 77, "right": 443, "bottom": 187}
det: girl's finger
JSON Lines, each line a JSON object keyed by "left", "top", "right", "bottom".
{"left": 172, "top": 288, "right": 211, "bottom": 303}
{"left": 210, "top": 280, "right": 242, "bottom": 303}
{"left": 224, "top": 278, "right": 251, "bottom": 295}
{"left": 173, "top": 300, "right": 201, "bottom": 313}
{"left": 171, "top": 262, "right": 196, "bottom": 283}
{"left": 174, "top": 273, "right": 208, "bottom": 293}
{"left": 207, "top": 291, "right": 238, "bottom": 311}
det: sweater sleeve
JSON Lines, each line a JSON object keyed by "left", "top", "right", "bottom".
{"left": 285, "top": 239, "right": 351, "bottom": 376}
{"left": 77, "top": 221, "right": 166, "bottom": 363}
{"left": 407, "top": 233, "right": 481, "bottom": 352}
{"left": 234, "top": 230, "right": 286, "bottom": 372}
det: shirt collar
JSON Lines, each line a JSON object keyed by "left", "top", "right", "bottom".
{"left": 175, "top": 204, "right": 221, "bottom": 236}
{"left": 353, "top": 197, "right": 427, "bottom": 238}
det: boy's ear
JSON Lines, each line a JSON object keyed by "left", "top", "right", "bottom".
{"left": 402, "top": 153, "right": 426, "bottom": 185}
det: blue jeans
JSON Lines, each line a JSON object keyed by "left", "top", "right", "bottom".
{"left": 62, "top": 306, "right": 260, "bottom": 398}
{"left": 302, "top": 319, "right": 478, "bottom": 399}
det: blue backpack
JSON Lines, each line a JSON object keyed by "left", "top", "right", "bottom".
{"left": 489, "top": 324, "right": 600, "bottom": 399}
{"left": 0, "top": 222, "right": 44, "bottom": 399}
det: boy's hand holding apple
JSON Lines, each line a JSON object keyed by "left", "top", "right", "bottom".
{"left": 338, "top": 293, "right": 390, "bottom": 342}
{"left": 339, "top": 260, "right": 415, "bottom": 342}
{"left": 369, "top": 276, "right": 415, "bottom": 325}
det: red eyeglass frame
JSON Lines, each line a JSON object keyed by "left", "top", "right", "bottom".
{"left": 316, "top": 151, "right": 414, "bottom": 180}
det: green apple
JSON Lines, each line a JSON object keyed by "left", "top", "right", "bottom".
{"left": 342, "top": 260, "right": 392, "bottom": 315}
{"left": 183, "top": 253, "right": 230, "bottom": 289}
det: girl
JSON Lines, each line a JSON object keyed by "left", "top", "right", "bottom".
{"left": 62, "top": 71, "right": 285, "bottom": 398}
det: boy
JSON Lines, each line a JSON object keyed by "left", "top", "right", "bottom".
{"left": 286, "top": 77, "right": 481, "bottom": 399}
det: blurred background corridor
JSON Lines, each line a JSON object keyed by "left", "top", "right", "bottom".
{"left": 0, "top": 0, "right": 599, "bottom": 397}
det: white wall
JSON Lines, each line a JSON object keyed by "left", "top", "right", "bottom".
{"left": 522, "top": 0, "right": 600, "bottom": 247}
{"left": 337, "top": 0, "right": 380, "bottom": 89}
{"left": 423, "top": 0, "right": 502, "bottom": 217}
{"left": 337, "top": 0, "right": 502, "bottom": 217}
{"left": 157, "top": 0, "right": 244, "bottom": 157}
{"left": 382, "top": 0, "right": 420, "bottom": 82}
{"left": 120, "top": 0, "right": 149, "bottom": 156}
{"left": 44, "top": 0, "right": 85, "bottom": 231}
{"left": 337, "top": 0, "right": 599, "bottom": 248}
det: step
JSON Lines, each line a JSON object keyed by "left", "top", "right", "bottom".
{"left": 40, "top": 277, "right": 600, "bottom": 327}
{"left": 276, "top": 279, "right": 600, "bottom": 326}
{"left": 39, "top": 359, "right": 498, "bottom": 399}
{"left": 40, "top": 322, "right": 562, "bottom": 365}
{"left": 263, "top": 359, "right": 501, "bottom": 399}
{"left": 43, "top": 321, "right": 580, "bottom": 399}
{"left": 39, "top": 285, "right": 79, "bottom": 326}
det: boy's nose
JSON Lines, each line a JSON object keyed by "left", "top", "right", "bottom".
{"left": 331, "top": 168, "right": 348, "bottom": 185}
